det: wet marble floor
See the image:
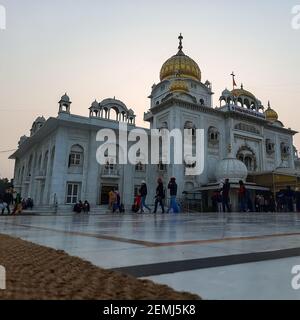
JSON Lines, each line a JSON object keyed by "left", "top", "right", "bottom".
{"left": 1, "top": 212, "right": 300, "bottom": 299}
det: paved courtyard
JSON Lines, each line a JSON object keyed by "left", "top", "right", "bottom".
{"left": 1, "top": 212, "right": 300, "bottom": 299}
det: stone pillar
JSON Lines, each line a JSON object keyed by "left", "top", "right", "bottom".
{"left": 43, "top": 142, "right": 53, "bottom": 205}
{"left": 84, "top": 130, "right": 100, "bottom": 206}
{"left": 50, "top": 128, "right": 68, "bottom": 205}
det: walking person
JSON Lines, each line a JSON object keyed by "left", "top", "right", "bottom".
{"left": 139, "top": 181, "right": 151, "bottom": 213}
{"left": 113, "top": 190, "right": 122, "bottom": 213}
{"left": 216, "top": 190, "right": 223, "bottom": 213}
{"left": 222, "top": 179, "right": 231, "bottom": 212}
{"left": 238, "top": 180, "right": 247, "bottom": 212}
{"left": 153, "top": 178, "right": 165, "bottom": 214}
{"left": 167, "top": 177, "right": 179, "bottom": 213}
{"left": 83, "top": 200, "right": 90, "bottom": 213}
{"left": 108, "top": 188, "right": 116, "bottom": 211}
{"left": 2, "top": 190, "right": 13, "bottom": 214}
{"left": 12, "top": 193, "right": 23, "bottom": 215}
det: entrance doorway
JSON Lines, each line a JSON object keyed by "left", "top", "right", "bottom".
{"left": 100, "top": 184, "right": 118, "bottom": 205}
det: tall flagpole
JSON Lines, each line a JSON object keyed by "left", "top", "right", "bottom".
{"left": 230, "top": 72, "right": 236, "bottom": 90}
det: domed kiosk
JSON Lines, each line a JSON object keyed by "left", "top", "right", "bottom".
{"left": 216, "top": 157, "right": 248, "bottom": 184}
{"left": 194, "top": 145, "right": 269, "bottom": 212}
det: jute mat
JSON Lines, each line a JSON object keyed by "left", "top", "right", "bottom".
{"left": 0, "top": 234, "right": 200, "bottom": 300}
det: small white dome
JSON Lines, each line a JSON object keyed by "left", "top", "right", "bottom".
{"left": 91, "top": 100, "right": 99, "bottom": 108}
{"left": 221, "top": 88, "right": 231, "bottom": 97}
{"left": 18, "top": 135, "right": 28, "bottom": 146}
{"left": 35, "top": 116, "right": 46, "bottom": 123}
{"left": 215, "top": 157, "right": 248, "bottom": 183}
{"left": 60, "top": 93, "right": 70, "bottom": 102}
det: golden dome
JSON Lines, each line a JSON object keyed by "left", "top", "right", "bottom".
{"left": 265, "top": 102, "right": 278, "bottom": 122}
{"left": 231, "top": 87, "right": 256, "bottom": 100}
{"left": 169, "top": 78, "right": 189, "bottom": 93}
{"left": 160, "top": 34, "right": 201, "bottom": 82}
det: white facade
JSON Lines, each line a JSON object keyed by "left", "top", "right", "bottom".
{"left": 10, "top": 36, "right": 300, "bottom": 210}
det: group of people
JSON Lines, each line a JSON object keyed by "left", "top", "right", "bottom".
{"left": 212, "top": 179, "right": 255, "bottom": 213}
{"left": 212, "top": 179, "right": 300, "bottom": 213}
{"left": 0, "top": 191, "right": 30, "bottom": 215}
{"left": 211, "top": 179, "right": 232, "bottom": 213}
{"left": 276, "top": 187, "right": 300, "bottom": 212}
{"left": 73, "top": 200, "right": 90, "bottom": 214}
{"left": 131, "top": 177, "right": 179, "bottom": 214}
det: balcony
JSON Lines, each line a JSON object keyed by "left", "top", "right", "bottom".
{"left": 101, "top": 166, "right": 120, "bottom": 179}
{"left": 35, "top": 170, "right": 46, "bottom": 180}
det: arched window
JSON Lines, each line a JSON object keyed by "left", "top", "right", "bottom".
{"left": 208, "top": 126, "right": 220, "bottom": 145}
{"left": 69, "top": 145, "right": 84, "bottom": 167}
{"left": 184, "top": 121, "right": 196, "bottom": 137}
{"left": 109, "top": 107, "right": 119, "bottom": 121}
{"left": 281, "top": 143, "right": 290, "bottom": 159}
{"left": 236, "top": 146, "right": 257, "bottom": 172}
{"left": 237, "top": 98, "right": 243, "bottom": 108}
{"left": 135, "top": 162, "right": 145, "bottom": 172}
{"left": 244, "top": 99, "right": 250, "bottom": 109}
{"left": 160, "top": 121, "right": 168, "bottom": 130}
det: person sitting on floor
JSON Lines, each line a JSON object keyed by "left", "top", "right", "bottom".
{"left": 73, "top": 202, "right": 82, "bottom": 213}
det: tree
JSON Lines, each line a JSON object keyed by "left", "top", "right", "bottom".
{"left": 0, "top": 178, "right": 12, "bottom": 195}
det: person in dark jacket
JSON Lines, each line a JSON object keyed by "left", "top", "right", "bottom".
{"left": 2, "top": 191, "right": 13, "bottom": 214}
{"left": 154, "top": 178, "right": 165, "bottom": 214}
{"left": 167, "top": 177, "right": 179, "bottom": 213}
{"left": 222, "top": 179, "right": 231, "bottom": 212}
{"left": 139, "top": 181, "right": 151, "bottom": 213}
{"left": 285, "top": 186, "right": 295, "bottom": 212}
{"left": 238, "top": 180, "right": 247, "bottom": 212}
{"left": 83, "top": 200, "right": 90, "bottom": 213}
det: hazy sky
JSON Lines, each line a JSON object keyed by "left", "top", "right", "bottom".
{"left": 0, "top": 0, "right": 300, "bottom": 179}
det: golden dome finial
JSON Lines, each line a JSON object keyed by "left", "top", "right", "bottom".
{"left": 265, "top": 100, "right": 278, "bottom": 122}
{"left": 178, "top": 33, "right": 183, "bottom": 52}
